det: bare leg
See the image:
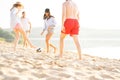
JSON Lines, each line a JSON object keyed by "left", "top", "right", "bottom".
{"left": 50, "top": 44, "right": 56, "bottom": 53}
{"left": 25, "top": 41, "right": 28, "bottom": 47}
{"left": 46, "top": 33, "right": 56, "bottom": 53}
{"left": 23, "top": 37, "right": 27, "bottom": 47}
{"left": 19, "top": 28, "right": 35, "bottom": 48}
{"left": 13, "top": 29, "right": 20, "bottom": 51}
{"left": 23, "top": 39, "right": 28, "bottom": 48}
{"left": 72, "top": 35, "right": 81, "bottom": 60}
{"left": 60, "top": 33, "right": 67, "bottom": 58}
{"left": 23, "top": 31, "right": 29, "bottom": 48}
{"left": 46, "top": 33, "right": 50, "bottom": 53}
{"left": 25, "top": 31, "right": 30, "bottom": 47}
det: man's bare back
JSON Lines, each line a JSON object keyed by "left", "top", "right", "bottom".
{"left": 62, "top": 0, "right": 79, "bottom": 23}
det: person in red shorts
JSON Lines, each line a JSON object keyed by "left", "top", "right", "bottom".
{"left": 60, "top": 0, "right": 81, "bottom": 60}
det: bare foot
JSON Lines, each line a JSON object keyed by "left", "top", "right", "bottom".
{"left": 79, "top": 58, "right": 82, "bottom": 60}
{"left": 79, "top": 56, "right": 82, "bottom": 60}
{"left": 47, "top": 51, "right": 49, "bottom": 53}
{"left": 13, "top": 47, "right": 16, "bottom": 52}
{"left": 30, "top": 45, "right": 36, "bottom": 49}
{"left": 59, "top": 54, "right": 63, "bottom": 58}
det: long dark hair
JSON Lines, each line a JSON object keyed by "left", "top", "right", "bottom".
{"left": 43, "top": 8, "right": 54, "bottom": 20}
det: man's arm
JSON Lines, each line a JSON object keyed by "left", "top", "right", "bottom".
{"left": 62, "top": 3, "right": 66, "bottom": 31}
{"left": 77, "top": 11, "right": 80, "bottom": 21}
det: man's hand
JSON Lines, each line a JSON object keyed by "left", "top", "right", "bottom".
{"left": 61, "top": 26, "right": 65, "bottom": 33}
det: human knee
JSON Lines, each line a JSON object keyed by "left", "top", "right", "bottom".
{"left": 60, "top": 35, "right": 65, "bottom": 40}
{"left": 73, "top": 35, "right": 78, "bottom": 40}
{"left": 46, "top": 38, "right": 49, "bottom": 43}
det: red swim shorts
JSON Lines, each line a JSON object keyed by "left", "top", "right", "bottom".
{"left": 62, "top": 19, "right": 80, "bottom": 36}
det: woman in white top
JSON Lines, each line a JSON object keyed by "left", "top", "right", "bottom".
{"left": 10, "top": 2, "right": 35, "bottom": 51}
{"left": 21, "top": 11, "right": 32, "bottom": 47}
{"left": 41, "top": 8, "right": 57, "bottom": 53}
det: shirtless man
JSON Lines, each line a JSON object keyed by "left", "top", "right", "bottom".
{"left": 60, "top": 0, "right": 81, "bottom": 60}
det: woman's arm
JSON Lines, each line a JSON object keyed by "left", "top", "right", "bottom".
{"left": 62, "top": 3, "right": 66, "bottom": 32}
{"left": 41, "top": 20, "right": 47, "bottom": 35}
{"left": 43, "top": 21, "right": 47, "bottom": 31}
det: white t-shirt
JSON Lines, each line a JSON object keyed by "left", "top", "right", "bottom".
{"left": 21, "top": 18, "right": 30, "bottom": 31}
{"left": 10, "top": 8, "right": 21, "bottom": 29}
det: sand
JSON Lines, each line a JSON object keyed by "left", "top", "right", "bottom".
{"left": 0, "top": 41, "right": 120, "bottom": 80}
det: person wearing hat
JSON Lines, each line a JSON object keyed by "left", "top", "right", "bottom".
{"left": 41, "top": 8, "right": 57, "bottom": 53}
{"left": 10, "top": 2, "right": 35, "bottom": 51}
{"left": 10, "top": 2, "right": 23, "bottom": 11}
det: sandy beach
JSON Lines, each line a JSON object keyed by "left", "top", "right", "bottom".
{"left": 0, "top": 41, "right": 120, "bottom": 80}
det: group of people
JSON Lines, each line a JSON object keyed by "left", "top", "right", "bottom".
{"left": 10, "top": 2, "right": 34, "bottom": 51}
{"left": 10, "top": 0, "right": 81, "bottom": 60}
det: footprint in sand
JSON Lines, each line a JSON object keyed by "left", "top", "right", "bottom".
{"left": 89, "top": 73, "right": 115, "bottom": 80}
{"left": 32, "top": 73, "right": 49, "bottom": 79}
{"left": 3, "top": 76, "right": 20, "bottom": 80}
{"left": 14, "top": 68, "right": 29, "bottom": 73}
{"left": 112, "top": 69, "right": 120, "bottom": 73}
{"left": 50, "top": 67, "right": 65, "bottom": 72}
{"left": 89, "top": 74, "right": 103, "bottom": 80}
{"left": 75, "top": 72, "right": 86, "bottom": 76}
{"left": 46, "top": 77, "right": 61, "bottom": 80}
{"left": 58, "top": 72, "right": 72, "bottom": 78}
{"left": 48, "top": 70, "right": 60, "bottom": 75}
{"left": 0, "top": 63, "right": 6, "bottom": 67}
{"left": 60, "top": 77, "right": 76, "bottom": 80}
{"left": 100, "top": 73, "right": 115, "bottom": 79}
{"left": 0, "top": 71, "right": 3, "bottom": 75}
